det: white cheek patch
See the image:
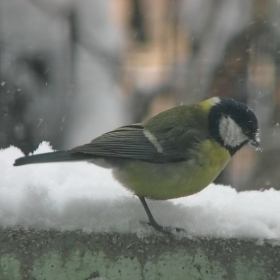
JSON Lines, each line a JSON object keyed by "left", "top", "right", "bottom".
{"left": 219, "top": 116, "right": 248, "bottom": 148}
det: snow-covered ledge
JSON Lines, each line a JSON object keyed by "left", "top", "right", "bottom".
{"left": 1, "top": 143, "right": 280, "bottom": 279}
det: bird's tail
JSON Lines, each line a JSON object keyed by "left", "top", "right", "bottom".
{"left": 14, "top": 151, "right": 93, "bottom": 166}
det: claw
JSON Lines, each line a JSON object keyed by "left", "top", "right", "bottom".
{"left": 138, "top": 196, "right": 186, "bottom": 234}
{"left": 140, "top": 221, "right": 186, "bottom": 234}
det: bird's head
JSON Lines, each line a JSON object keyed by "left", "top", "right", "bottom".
{"left": 208, "top": 97, "right": 259, "bottom": 156}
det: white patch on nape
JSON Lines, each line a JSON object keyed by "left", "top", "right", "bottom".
{"left": 211, "top": 97, "right": 221, "bottom": 105}
{"left": 219, "top": 116, "right": 248, "bottom": 148}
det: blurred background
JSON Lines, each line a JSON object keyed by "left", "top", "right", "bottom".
{"left": 1, "top": 0, "right": 280, "bottom": 191}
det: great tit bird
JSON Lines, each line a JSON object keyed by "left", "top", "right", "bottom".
{"left": 14, "top": 97, "right": 259, "bottom": 233}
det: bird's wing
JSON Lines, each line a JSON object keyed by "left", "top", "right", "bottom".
{"left": 71, "top": 123, "right": 208, "bottom": 163}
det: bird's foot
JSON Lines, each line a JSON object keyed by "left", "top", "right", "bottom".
{"left": 140, "top": 221, "right": 186, "bottom": 234}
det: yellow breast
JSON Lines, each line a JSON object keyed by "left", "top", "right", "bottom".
{"left": 113, "top": 140, "right": 231, "bottom": 200}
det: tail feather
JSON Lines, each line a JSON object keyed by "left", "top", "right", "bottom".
{"left": 14, "top": 151, "right": 93, "bottom": 166}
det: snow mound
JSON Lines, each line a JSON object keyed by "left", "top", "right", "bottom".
{"left": 1, "top": 142, "right": 280, "bottom": 239}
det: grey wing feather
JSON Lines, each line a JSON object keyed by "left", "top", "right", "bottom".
{"left": 71, "top": 124, "right": 195, "bottom": 163}
{"left": 71, "top": 125, "right": 165, "bottom": 162}
{"left": 14, "top": 151, "right": 93, "bottom": 166}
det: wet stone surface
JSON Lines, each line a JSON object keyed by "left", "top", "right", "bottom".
{"left": 0, "top": 227, "right": 280, "bottom": 280}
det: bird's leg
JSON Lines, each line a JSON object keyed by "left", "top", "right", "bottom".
{"left": 138, "top": 196, "right": 164, "bottom": 232}
{"left": 138, "top": 196, "right": 185, "bottom": 234}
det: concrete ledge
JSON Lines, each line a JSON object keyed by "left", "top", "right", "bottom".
{"left": 0, "top": 228, "right": 280, "bottom": 280}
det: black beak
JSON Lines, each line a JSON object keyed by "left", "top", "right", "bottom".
{"left": 249, "top": 133, "right": 260, "bottom": 150}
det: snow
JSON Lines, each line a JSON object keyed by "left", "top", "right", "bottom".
{"left": 1, "top": 142, "right": 280, "bottom": 239}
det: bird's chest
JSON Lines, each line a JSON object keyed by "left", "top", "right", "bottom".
{"left": 180, "top": 140, "right": 231, "bottom": 196}
{"left": 113, "top": 140, "right": 231, "bottom": 200}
